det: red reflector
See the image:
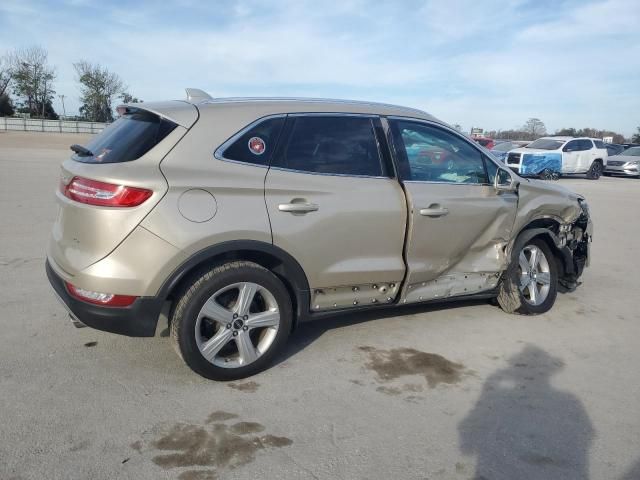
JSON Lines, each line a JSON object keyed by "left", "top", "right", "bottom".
{"left": 66, "top": 282, "right": 137, "bottom": 307}
{"left": 62, "top": 176, "right": 152, "bottom": 207}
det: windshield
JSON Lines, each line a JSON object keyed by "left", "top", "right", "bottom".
{"left": 526, "top": 138, "right": 565, "bottom": 150}
{"left": 492, "top": 142, "right": 513, "bottom": 152}
{"left": 625, "top": 147, "right": 640, "bottom": 156}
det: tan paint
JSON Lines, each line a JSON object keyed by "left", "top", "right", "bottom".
{"left": 47, "top": 98, "right": 589, "bottom": 309}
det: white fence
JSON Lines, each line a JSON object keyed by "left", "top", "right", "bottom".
{"left": 0, "top": 116, "right": 107, "bottom": 134}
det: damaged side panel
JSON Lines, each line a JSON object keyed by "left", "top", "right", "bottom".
{"left": 399, "top": 183, "right": 518, "bottom": 303}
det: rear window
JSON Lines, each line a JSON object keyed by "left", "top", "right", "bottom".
{"left": 72, "top": 109, "right": 177, "bottom": 164}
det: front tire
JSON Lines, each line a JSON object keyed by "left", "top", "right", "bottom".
{"left": 586, "top": 160, "right": 603, "bottom": 180}
{"left": 170, "top": 261, "right": 292, "bottom": 380}
{"left": 497, "top": 237, "right": 558, "bottom": 315}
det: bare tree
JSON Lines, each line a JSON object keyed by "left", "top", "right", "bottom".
{"left": 632, "top": 127, "right": 640, "bottom": 144}
{"left": 9, "top": 46, "right": 57, "bottom": 118}
{"left": 0, "top": 54, "right": 12, "bottom": 97}
{"left": 74, "top": 61, "right": 125, "bottom": 122}
{"left": 522, "top": 118, "right": 547, "bottom": 140}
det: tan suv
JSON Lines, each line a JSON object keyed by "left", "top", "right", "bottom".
{"left": 46, "top": 90, "right": 592, "bottom": 380}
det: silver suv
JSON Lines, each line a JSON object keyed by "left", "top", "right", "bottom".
{"left": 46, "top": 90, "right": 592, "bottom": 380}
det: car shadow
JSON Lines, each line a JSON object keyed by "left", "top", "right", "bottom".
{"left": 277, "top": 298, "right": 491, "bottom": 365}
{"left": 458, "top": 345, "right": 594, "bottom": 479}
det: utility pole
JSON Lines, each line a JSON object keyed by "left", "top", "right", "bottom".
{"left": 59, "top": 94, "right": 66, "bottom": 119}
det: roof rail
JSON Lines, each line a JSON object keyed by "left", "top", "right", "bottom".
{"left": 185, "top": 88, "right": 213, "bottom": 103}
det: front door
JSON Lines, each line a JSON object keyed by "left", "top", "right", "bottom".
{"left": 387, "top": 118, "right": 518, "bottom": 303}
{"left": 265, "top": 114, "right": 407, "bottom": 311}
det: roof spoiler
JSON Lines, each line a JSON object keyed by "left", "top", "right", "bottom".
{"left": 185, "top": 88, "right": 213, "bottom": 103}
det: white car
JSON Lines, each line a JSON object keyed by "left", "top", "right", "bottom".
{"left": 506, "top": 137, "right": 608, "bottom": 179}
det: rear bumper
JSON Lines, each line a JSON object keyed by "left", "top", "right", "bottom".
{"left": 46, "top": 260, "right": 163, "bottom": 337}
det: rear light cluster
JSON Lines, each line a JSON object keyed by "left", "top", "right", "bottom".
{"left": 61, "top": 176, "right": 152, "bottom": 207}
{"left": 66, "top": 282, "right": 137, "bottom": 307}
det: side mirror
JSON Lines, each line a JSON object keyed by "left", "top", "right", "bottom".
{"left": 495, "top": 168, "right": 517, "bottom": 192}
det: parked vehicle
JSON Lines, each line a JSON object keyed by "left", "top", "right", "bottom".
{"left": 490, "top": 141, "right": 520, "bottom": 162}
{"left": 474, "top": 137, "right": 497, "bottom": 149}
{"left": 604, "top": 146, "right": 640, "bottom": 177}
{"left": 604, "top": 143, "right": 626, "bottom": 157}
{"left": 506, "top": 137, "right": 607, "bottom": 179}
{"left": 46, "top": 91, "right": 593, "bottom": 380}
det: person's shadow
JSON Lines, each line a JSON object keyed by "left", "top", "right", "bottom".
{"left": 458, "top": 345, "right": 594, "bottom": 479}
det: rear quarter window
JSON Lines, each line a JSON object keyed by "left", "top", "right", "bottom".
{"left": 72, "top": 109, "right": 177, "bottom": 164}
{"left": 218, "top": 116, "right": 285, "bottom": 166}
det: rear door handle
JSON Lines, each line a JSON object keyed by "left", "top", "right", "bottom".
{"left": 419, "top": 205, "right": 449, "bottom": 217}
{"left": 278, "top": 201, "right": 319, "bottom": 214}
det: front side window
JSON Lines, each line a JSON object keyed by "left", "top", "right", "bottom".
{"left": 390, "top": 120, "right": 488, "bottom": 184}
{"left": 219, "top": 116, "right": 285, "bottom": 166}
{"left": 625, "top": 147, "right": 640, "bottom": 156}
{"left": 275, "top": 116, "right": 383, "bottom": 176}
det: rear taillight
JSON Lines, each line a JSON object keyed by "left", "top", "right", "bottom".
{"left": 61, "top": 176, "right": 152, "bottom": 207}
{"left": 66, "top": 282, "right": 137, "bottom": 307}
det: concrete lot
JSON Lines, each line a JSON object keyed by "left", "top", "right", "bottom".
{"left": 1, "top": 131, "right": 639, "bottom": 480}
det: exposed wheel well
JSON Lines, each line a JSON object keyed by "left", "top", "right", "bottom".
{"left": 515, "top": 220, "right": 574, "bottom": 289}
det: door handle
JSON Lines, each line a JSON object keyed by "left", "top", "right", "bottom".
{"left": 419, "top": 205, "right": 449, "bottom": 217}
{"left": 278, "top": 201, "right": 319, "bottom": 214}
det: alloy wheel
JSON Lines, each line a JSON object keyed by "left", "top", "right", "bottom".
{"left": 195, "top": 282, "right": 280, "bottom": 368}
{"left": 518, "top": 245, "right": 551, "bottom": 306}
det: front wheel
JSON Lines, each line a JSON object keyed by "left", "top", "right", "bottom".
{"left": 497, "top": 238, "right": 558, "bottom": 315}
{"left": 586, "top": 161, "right": 603, "bottom": 180}
{"left": 170, "top": 261, "right": 292, "bottom": 380}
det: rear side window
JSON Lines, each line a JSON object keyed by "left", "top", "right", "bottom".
{"left": 219, "top": 116, "right": 285, "bottom": 166}
{"left": 72, "top": 109, "right": 177, "bottom": 164}
{"left": 594, "top": 140, "right": 605, "bottom": 148}
{"left": 579, "top": 139, "right": 594, "bottom": 150}
{"left": 274, "top": 116, "right": 383, "bottom": 176}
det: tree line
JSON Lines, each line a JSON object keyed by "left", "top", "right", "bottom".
{"left": 0, "top": 45, "right": 140, "bottom": 122}
{"left": 483, "top": 118, "right": 639, "bottom": 144}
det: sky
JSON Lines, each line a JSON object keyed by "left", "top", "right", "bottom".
{"left": 0, "top": 0, "right": 638, "bottom": 136}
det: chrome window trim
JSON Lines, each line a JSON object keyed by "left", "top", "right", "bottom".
{"left": 267, "top": 165, "right": 390, "bottom": 180}
{"left": 386, "top": 115, "right": 498, "bottom": 186}
{"left": 213, "top": 113, "right": 287, "bottom": 164}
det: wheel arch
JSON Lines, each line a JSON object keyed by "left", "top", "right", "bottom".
{"left": 508, "top": 220, "right": 575, "bottom": 287}
{"left": 158, "top": 240, "right": 311, "bottom": 328}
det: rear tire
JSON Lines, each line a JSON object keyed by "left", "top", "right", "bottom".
{"left": 497, "top": 237, "right": 558, "bottom": 315}
{"left": 170, "top": 261, "right": 292, "bottom": 380}
{"left": 586, "top": 160, "right": 603, "bottom": 180}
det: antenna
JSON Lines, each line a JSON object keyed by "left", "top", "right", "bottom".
{"left": 185, "top": 88, "right": 213, "bottom": 103}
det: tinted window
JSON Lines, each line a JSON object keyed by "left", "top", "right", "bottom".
{"left": 390, "top": 120, "right": 488, "bottom": 184}
{"left": 527, "top": 138, "right": 565, "bottom": 150}
{"left": 492, "top": 142, "right": 514, "bottom": 152}
{"left": 563, "top": 140, "right": 580, "bottom": 152}
{"left": 73, "top": 109, "right": 177, "bottom": 164}
{"left": 276, "top": 116, "right": 383, "bottom": 176}
{"left": 625, "top": 147, "right": 640, "bottom": 156}
{"left": 594, "top": 140, "right": 605, "bottom": 148}
{"left": 606, "top": 144, "right": 624, "bottom": 156}
{"left": 579, "top": 139, "right": 594, "bottom": 151}
{"left": 220, "top": 116, "right": 285, "bottom": 166}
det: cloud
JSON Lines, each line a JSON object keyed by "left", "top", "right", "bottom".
{"left": 0, "top": 0, "right": 638, "bottom": 136}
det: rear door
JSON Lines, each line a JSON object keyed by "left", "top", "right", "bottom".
{"left": 579, "top": 139, "right": 596, "bottom": 171}
{"left": 264, "top": 114, "right": 407, "bottom": 311}
{"left": 387, "top": 118, "right": 518, "bottom": 303}
{"left": 561, "top": 140, "right": 581, "bottom": 173}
